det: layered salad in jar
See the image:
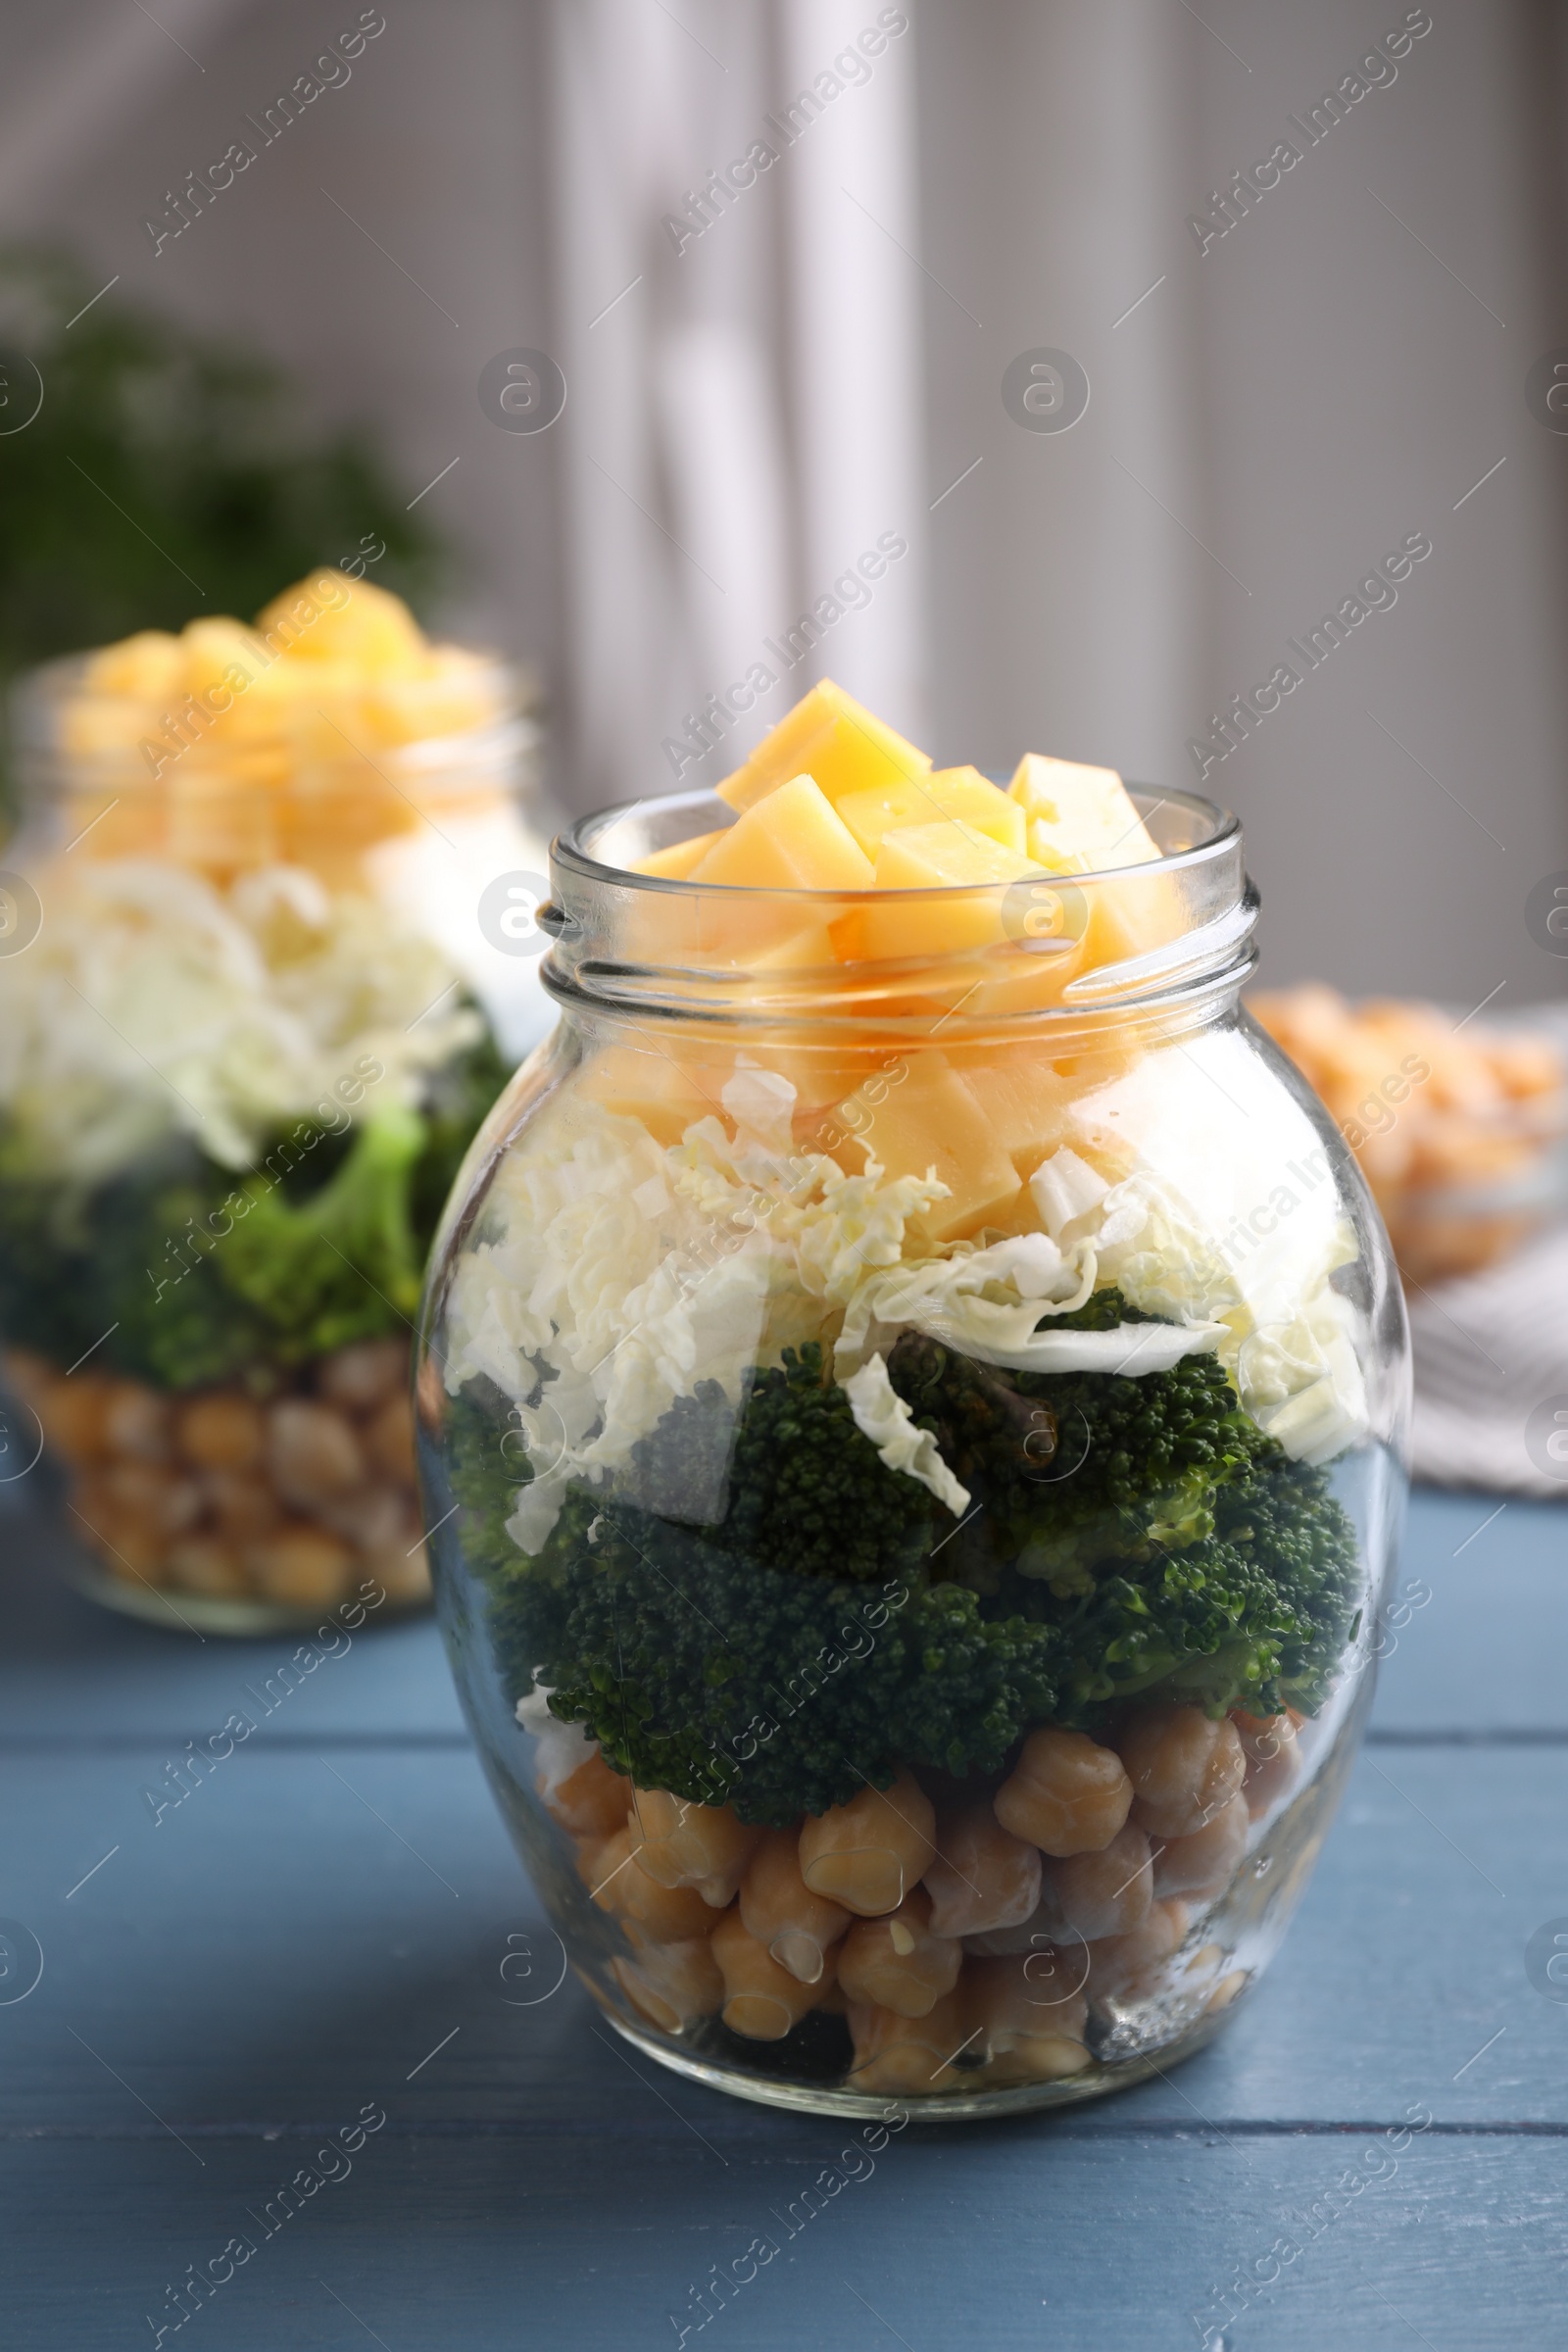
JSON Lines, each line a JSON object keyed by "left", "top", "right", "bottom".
{"left": 0, "top": 571, "right": 553, "bottom": 1626}
{"left": 429, "top": 680, "right": 1401, "bottom": 2104}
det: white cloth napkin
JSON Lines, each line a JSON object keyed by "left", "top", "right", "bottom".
{"left": 1407, "top": 1221, "right": 1568, "bottom": 1498}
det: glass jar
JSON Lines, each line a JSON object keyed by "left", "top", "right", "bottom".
{"left": 0, "top": 573, "right": 558, "bottom": 1635}
{"left": 417, "top": 782, "right": 1409, "bottom": 2118}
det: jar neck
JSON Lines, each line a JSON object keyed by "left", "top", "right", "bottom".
{"left": 540, "top": 786, "right": 1256, "bottom": 1052}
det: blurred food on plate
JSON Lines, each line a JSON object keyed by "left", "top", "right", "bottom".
{"left": 1248, "top": 984, "right": 1566, "bottom": 1285}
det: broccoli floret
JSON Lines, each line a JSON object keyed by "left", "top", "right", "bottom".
{"left": 888, "top": 1300, "right": 1269, "bottom": 1591}
{"left": 218, "top": 1102, "right": 427, "bottom": 1359}
{"left": 720, "top": 1344, "right": 933, "bottom": 1582}
{"left": 1001, "top": 1447, "right": 1361, "bottom": 1723}
{"left": 487, "top": 1482, "right": 1060, "bottom": 1826}
{"left": 0, "top": 1020, "right": 509, "bottom": 1391}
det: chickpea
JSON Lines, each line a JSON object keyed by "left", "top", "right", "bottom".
{"left": 959, "top": 1893, "right": 1062, "bottom": 1961}
{"left": 967, "top": 1954, "right": 1090, "bottom": 2083}
{"left": 318, "top": 1338, "right": 408, "bottom": 1412}
{"left": 1118, "top": 1704, "right": 1246, "bottom": 1839}
{"left": 100, "top": 1460, "right": 201, "bottom": 1537}
{"left": 590, "top": 1830, "right": 717, "bottom": 1942}
{"left": 416, "top": 1350, "right": 447, "bottom": 1438}
{"left": 1151, "top": 1792, "right": 1249, "bottom": 1902}
{"left": 200, "top": 1468, "right": 281, "bottom": 1539}
{"left": 266, "top": 1399, "right": 365, "bottom": 1510}
{"left": 164, "top": 1537, "right": 248, "bottom": 1597}
{"left": 710, "top": 1906, "right": 833, "bottom": 2040}
{"left": 847, "top": 1985, "right": 972, "bottom": 2095}
{"left": 38, "top": 1373, "right": 112, "bottom": 1466}
{"left": 369, "top": 1543, "right": 431, "bottom": 1608}
{"left": 1233, "top": 1710, "right": 1301, "bottom": 1820}
{"left": 247, "top": 1524, "right": 355, "bottom": 1608}
{"left": 798, "top": 1770, "right": 937, "bottom": 1917}
{"left": 740, "top": 1830, "right": 850, "bottom": 1984}
{"left": 627, "top": 1790, "right": 761, "bottom": 1907}
{"left": 3, "top": 1348, "right": 55, "bottom": 1411}
{"left": 612, "top": 1936, "right": 724, "bottom": 2034}
{"left": 102, "top": 1381, "right": 172, "bottom": 1463}
{"left": 923, "top": 1805, "right": 1042, "bottom": 1939}
{"left": 837, "top": 1887, "right": 962, "bottom": 2019}
{"left": 177, "top": 1393, "right": 266, "bottom": 1473}
{"left": 995, "top": 1727, "right": 1133, "bottom": 1858}
{"left": 77, "top": 1487, "right": 168, "bottom": 1578}
{"left": 1045, "top": 1821, "right": 1152, "bottom": 1941}
{"left": 1085, "top": 1897, "right": 1190, "bottom": 2010}
{"left": 539, "top": 1745, "right": 633, "bottom": 1842}
{"left": 365, "top": 1392, "right": 417, "bottom": 1484}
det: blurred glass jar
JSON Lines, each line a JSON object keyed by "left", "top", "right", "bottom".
{"left": 0, "top": 570, "right": 558, "bottom": 1634}
{"left": 416, "top": 786, "right": 1410, "bottom": 2119}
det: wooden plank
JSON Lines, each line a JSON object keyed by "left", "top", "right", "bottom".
{"left": 0, "top": 1500, "right": 466, "bottom": 1740}
{"left": 1371, "top": 1488, "right": 1568, "bottom": 1736}
{"left": 0, "top": 1744, "right": 1552, "bottom": 2135}
{"left": 3, "top": 2129, "right": 1563, "bottom": 2350}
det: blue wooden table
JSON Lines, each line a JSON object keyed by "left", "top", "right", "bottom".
{"left": 2, "top": 1482, "right": 1563, "bottom": 2349}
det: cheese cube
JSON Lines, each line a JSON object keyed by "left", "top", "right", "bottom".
{"left": 716, "top": 680, "right": 930, "bottom": 815}
{"left": 1010, "top": 756, "right": 1182, "bottom": 977}
{"left": 691, "top": 774, "right": 875, "bottom": 892}
{"left": 957, "top": 1054, "right": 1079, "bottom": 1176}
{"left": 1008, "top": 754, "right": 1159, "bottom": 871}
{"left": 835, "top": 766, "right": 1025, "bottom": 860}
{"left": 632, "top": 828, "right": 727, "bottom": 879}
{"left": 837, "top": 823, "right": 1045, "bottom": 963}
{"left": 831, "top": 1054, "right": 1022, "bottom": 1242}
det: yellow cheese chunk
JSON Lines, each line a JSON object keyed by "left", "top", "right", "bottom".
{"left": 257, "top": 572, "right": 426, "bottom": 675}
{"left": 82, "top": 629, "right": 185, "bottom": 701}
{"left": 835, "top": 766, "right": 1025, "bottom": 860}
{"left": 632, "top": 828, "right": 728, "bottom": 879}
{"left": 957, "top": 1054, "right": 1080, "bottom": 1176}
{"left": 1008, "top": 754, "right": 1159, "bottom": 871}
{"left": 1009, "top": 757, "right": 1184, "bottom": 979}
{"left": 830, "top": 1053, "right": 1022, "bottom": 1242}
{"left": 716, "top": 680, "right": 930, "bottom": 814}
{"left": 691, "top": 774, "right": 875, "bottom": 892}
{"left": 578, "top": 1043, "right": 725, "bottom": 1145}
{"left": 836, "top": 823, "right": 1044, "bottom": 963}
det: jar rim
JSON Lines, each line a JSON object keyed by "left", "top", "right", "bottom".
{"left": 555, "top": 780, "right": 1240, "bottom": 899}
